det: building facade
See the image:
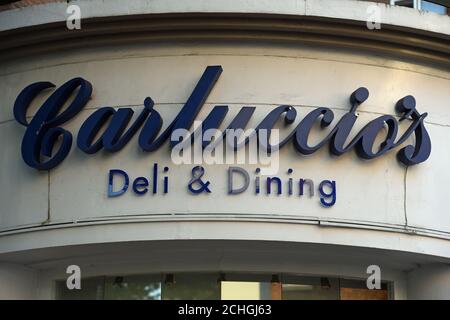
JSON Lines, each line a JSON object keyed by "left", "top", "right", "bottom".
{"left": 0, "top": 0, "right": 449, "bottom": 299}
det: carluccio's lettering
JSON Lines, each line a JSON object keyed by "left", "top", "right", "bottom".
{"left": 13, "top": 66, "right": 431, "bottom": 170}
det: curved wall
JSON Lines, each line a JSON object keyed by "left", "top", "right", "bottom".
{"left": 0, "top": 0, "right": 449, "bottom": 299}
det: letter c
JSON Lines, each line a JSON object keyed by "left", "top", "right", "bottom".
{"left": 13, "top": 78, "right": 92, "bottom": 170}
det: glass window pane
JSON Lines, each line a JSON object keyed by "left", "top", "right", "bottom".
{"left": 56, "top": 276, "right": 105, "bottom": 300}
{"left": 104, "top": 275, "right": 161, "bottom": 300}
{"left": 421, "top": 1, "right": 447, "bottom": 14}
{"left": 339, "top": 279, "right": 388, "bottom": 300}
{"left": 282, "top": 276, "right": 340, "bottom": 300}
{"left": 340, "top": 287, "right": 388, "bottom": 300}
{"left": 221, "top": 281, "right": 273, "bottom": 300}
{"left": 162, "top": 273, "right": 220, "bottom": 300}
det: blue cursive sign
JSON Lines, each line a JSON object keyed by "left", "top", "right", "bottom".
{"left": 13, "top": 66, "right": 431, "bottom": 170}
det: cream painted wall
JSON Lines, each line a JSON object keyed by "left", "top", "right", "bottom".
{"left": 407, "top": 264, "right": 450, "bottom": 299}
{"left": 0, "top": 263, "right": 38, "bottom": 299}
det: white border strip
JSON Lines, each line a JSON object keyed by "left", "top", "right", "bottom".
{"left": 0, "top": 0, "right": 449, "bottom": 35}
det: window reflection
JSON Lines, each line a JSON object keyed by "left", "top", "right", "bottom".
{"left": 104, "top": 275, "right": 161, "bottom": 300}
{"left": 162, "top": 273, "right": 220, "bottom": 300}
{"left": 421, "top": 1, "right": 447, "bottom": 14}
{"left": 56, "top": 276, "right": 104, "bottom": 300}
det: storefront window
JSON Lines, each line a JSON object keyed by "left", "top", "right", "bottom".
{"left": 56, "top": 273, "right": 390, "bottom": 300}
